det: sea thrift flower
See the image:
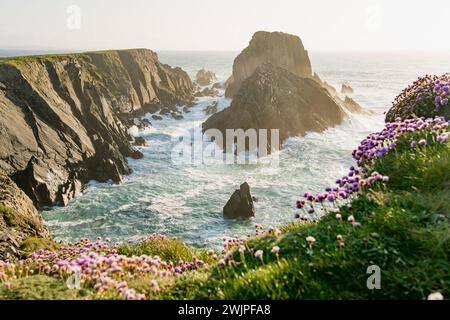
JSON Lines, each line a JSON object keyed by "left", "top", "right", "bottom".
{"left": 427, "top": 292, "right": 444, "bottom": 300}
{"left": 254, "top": 250, "right": 264, "bottom": 260}
{"left": 347, "top": 215, "right": 355, "bottom": 223}
{"left": 335, "top": 213, "right": 342, "bottom": 220}
{"left": 418, "top": 139, "right": 427, "bottom": 146}
{"left": 306, "top": 236, "right": 316, "bottom": 249}
{"left": 336, "top": 235, "right": 343, "bottom": 242}
{"left": 271, "top": 246, "right": 280, "bottom": 255}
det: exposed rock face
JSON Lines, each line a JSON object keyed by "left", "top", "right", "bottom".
{"left": 0, "top": 169, "right": 51, "bottom": 259}
{"left": 225, "top": 31, "right": 312, "bottom": 98}
{"left": 223, "top": 182, "right": 255, "bottom": 219}
{"left": 0, "top": 49, "right": 194, "bottom": 208}
{"left": 195, "top": 69, "right": 217, "bottom": 86}
{"left": 203, "top": 62, "right": 346, "bottom": 149}
{"left": 342, "top": 96, "right": 365, "bottom": 114}
{"left": 341, "top": 84, "right": 354, "bottom": 94}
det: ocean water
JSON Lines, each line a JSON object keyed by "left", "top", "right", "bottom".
{"left": 40, "top": 51, "right": 450, "bottom": 248}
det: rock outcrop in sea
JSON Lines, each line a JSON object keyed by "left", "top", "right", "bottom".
{"left": 223, "top": 182, "right": 255, "bottom": 219}
{"left": 225, "top": 31, "right": 312, "bottom": 98}
{"left": 195, "top": 69, "right": 217, "bottom": 86}
{"left": 203, "top": 62, "right": 346, "bottom": 150}
{"left": 0, "top": 49, "right": 194, "bottom": 208}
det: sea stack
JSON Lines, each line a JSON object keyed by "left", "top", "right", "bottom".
{"left": 223, "top": 182, "right": 255, "bottom": 219}
{"left": 225, "top": 31, "right": 312, "bottom": 98}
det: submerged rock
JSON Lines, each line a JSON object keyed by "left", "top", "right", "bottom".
{"left": 225, "top": 31, "right": 312, "bottom": 98}
{"left": 195, "top": 87, "right": 220, "bottom": 98}
{"left": 223, "top": 182, "right": 255, "bottom": 219}
{"left": 195, "top": 69, "right": 217, "bottom": 86}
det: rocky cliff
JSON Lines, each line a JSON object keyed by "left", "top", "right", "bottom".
{"left": 203, "top": 62, "right": 346, "bottom": 149}
{"left": 225, "top": 31, "right": 312, "bottom": 98}
{"left": 0, "top": 169, "right": 51, "bottom": 259}
{"left": 0, "top": 49, "right": 194, "bottom": 208}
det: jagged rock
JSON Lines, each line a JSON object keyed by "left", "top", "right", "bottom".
{"left": 223, "top": 182, "right": 255, "bottom": 219}
{"left": 203, "top": 101, "right": 219, "bottom": 115}
{"left": 134, "top": 136, "right": 147, "bottom": 147}
{"left": 195, "top": 87, "right": 220, "bottom": 97}
{"left": 341, "top": 84, "right": 354, "bottom": 94}
{"left": 342, "top": 96, "right": 364, "bottom": 114}
{"left": 203, "top": 62, "right": 346, "bottom": 150}
{"left": 0, "top": 169, "right": 51, "bottom": 259}
{"left": 225, "top": 31, "right": 312, "bottom": 98}
{"left": 195, "top": 69, "right": 217, "bottom": 86}
{"left": 152, "top": 114, "right": 163, "bottom": 121}
{"left": 313, "top": 73, "right": 337, "bottom": 96}
{"left": 0, "top": 49, "right": 192, "bottom": 208}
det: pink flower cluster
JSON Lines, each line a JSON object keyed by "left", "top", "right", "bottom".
{"left": 0, "top": 236, "right": 207, "bottom": 300}
{"left": 296, "top": 116, "right": 449, "bottom": 221}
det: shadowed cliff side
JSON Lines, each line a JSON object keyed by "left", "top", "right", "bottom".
{"left": 0, "top": 49, "right": 194, "bottom": 208}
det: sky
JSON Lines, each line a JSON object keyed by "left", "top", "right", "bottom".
{"left": 1, "top": 0, "right": 449, "bottom": 52}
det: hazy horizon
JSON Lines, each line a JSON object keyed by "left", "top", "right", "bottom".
{"left": 1, "top": 0, "right": 450, "bottom": 53}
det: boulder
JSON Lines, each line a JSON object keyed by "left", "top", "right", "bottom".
{"left": 212, "top": 82, "right": 224, "bottom": 89}
{"left": 195, "top": 69, "right": 217, "bottom": 86}
{"left": 341, "top": 84, "right": 354, "bottom": 94}
{"left": 225, "top": 31, "right": 312, "bottom": 98}
{"left": 223, "top": 182, "right": 255, "bottom": 219}
{"left": 152, "top": 114, "right": 163, "bottom": 121}
{"left": 203, "top": 62, "right": 346, "bottom": 151}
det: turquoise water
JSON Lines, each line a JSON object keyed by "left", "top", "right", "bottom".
{"left": 41, "top": 51, "right": 450, "bottom": 248}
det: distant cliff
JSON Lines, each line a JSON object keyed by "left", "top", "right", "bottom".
{"left": 0, "top": 49, "right": 194, "bottom": 208}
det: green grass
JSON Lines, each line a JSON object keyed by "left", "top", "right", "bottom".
{"left": 118, "top": 236, "right": 214, "bottom": 264}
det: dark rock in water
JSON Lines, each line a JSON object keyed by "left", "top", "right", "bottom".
{"left": 0, "top": 169, "right": 51, "bottom": 259}
{"left": 203, "top": 101, "right": 219, "bottom": 115}
{"left": 0, "top": 49, "right": 194, "bottom": 208}
{"left": 183, "top": 106, "right": 191, "bottom": 113}
{"left": 152, "top": 114, "right": 163, "bottom": 121}
{"left": 195, "top": 69, "right": 217, "bottom": 86}
{"left": 203, "top": 62, "right": 346, "bottom": 151}
{"left": 225, "top": 31, "right": 313, "bottom": 98}
{"left": 223, "top": 182, "right": 255, "bottom": 219}
{"left": 195, "top": 87, "right": 220, "bottom": 98}
{"left": 171, "top": 112, "right": 184, "bottom": 120}
{"left": 160, "top": 108, "right": 171, "bottom": 115}
{"left": 134, "top": 136, "right": 147, "bottom": 147}
{"left": 341, "top": 84, "right": 354, "bottom": 94}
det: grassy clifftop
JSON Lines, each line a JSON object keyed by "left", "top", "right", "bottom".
{"left": 0, "top": 115, "right": 448, "bottom": 300}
